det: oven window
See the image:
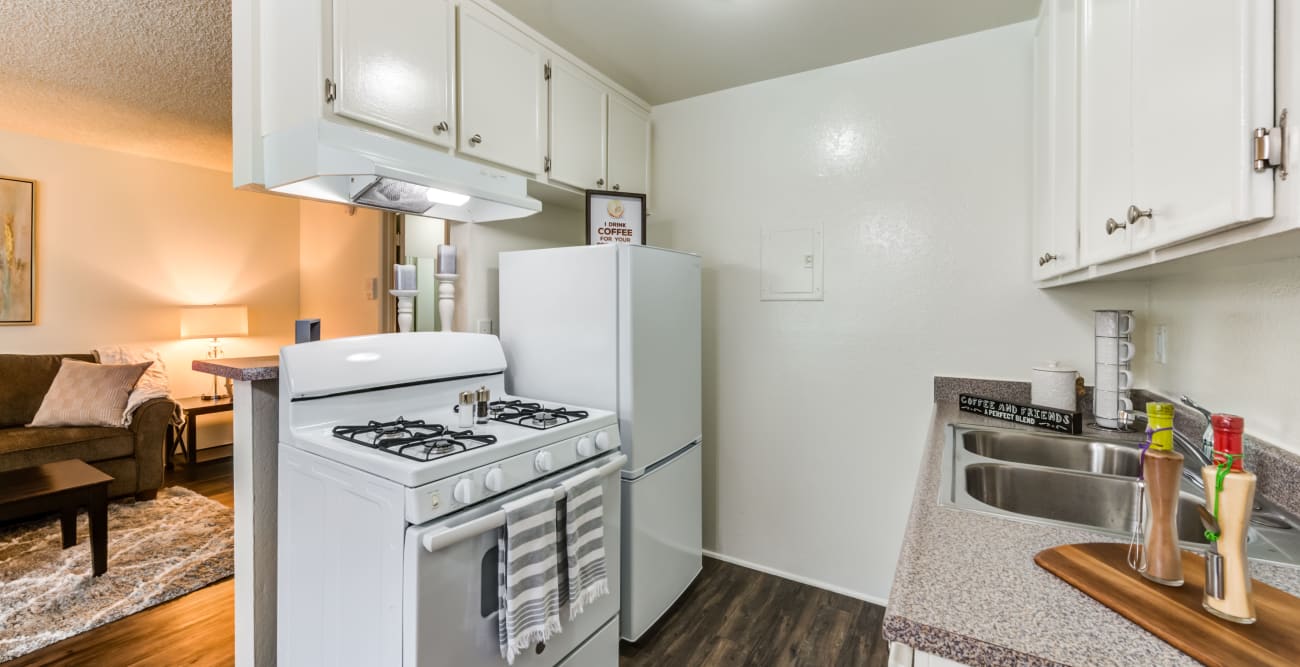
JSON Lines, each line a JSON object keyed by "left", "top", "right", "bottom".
{"left": 481, "top": 546, "right": 498, "bottom": 618}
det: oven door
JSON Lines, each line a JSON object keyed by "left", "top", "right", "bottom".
{"left": 403, "top": 452, "right": 623, "bottom": 667}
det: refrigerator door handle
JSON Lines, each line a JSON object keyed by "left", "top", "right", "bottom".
{"left": 621, "top": 439, "right": 702, "bottom": 481}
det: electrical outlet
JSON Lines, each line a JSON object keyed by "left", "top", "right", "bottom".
{"left": 1154, "top": 324, "right": 1168, "bottom": 364}
{"left": 477, "top": 319, "right": 494, "bottom": 334}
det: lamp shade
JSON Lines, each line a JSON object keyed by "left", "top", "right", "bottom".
{"left": 180, "top": 305, "right": 249, "bottom": 339}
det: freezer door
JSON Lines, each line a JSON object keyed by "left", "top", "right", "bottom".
{"left": 500, "top": 245, "right": 620, "bottom": 410}
{"left": 619, "top": 245, "right": 702, "bottom": 472}
{"left": 620, "top": 443, "right": 703, "bottom": 641}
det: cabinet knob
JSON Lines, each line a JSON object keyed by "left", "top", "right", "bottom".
{"left": 469, "top": 134, "right": 482, "bottom": 146}
{"left": 434, "top": 121, "right": 449, "bottom": 134}
{"left": 597, "top": 178, "right": 605, "bottom": 186}
{"left": 1105, "top": 218, "right": 1126, "bottom": 235}
{"left": 612, "top": 184, "right": 621, "bottom": 191}
{"left": 1127, "top": 205, "right": 1153, "bottom": 225}
{"left": 1038, "top": 253, "right": 1058, "bottom": 266}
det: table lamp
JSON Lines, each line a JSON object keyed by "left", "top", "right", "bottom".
{"left": 181, "top": 305, "right": 249, "bottom": 400}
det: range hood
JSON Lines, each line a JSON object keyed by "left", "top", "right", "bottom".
{"left": 262, "top": 120, "right": 542, "bottom": 222}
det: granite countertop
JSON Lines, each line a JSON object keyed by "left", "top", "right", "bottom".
{"left": 883, "top": 397, "right": 1300, "bottom": 666}
{"left": 192, "top": 355, "right": 279, "bottom": 381}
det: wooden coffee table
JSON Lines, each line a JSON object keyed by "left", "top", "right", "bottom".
{"left": 0, "top": 460, "right": 113, "bottom": 576}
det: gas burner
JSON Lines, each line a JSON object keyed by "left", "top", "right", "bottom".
{"left": 490, "top": 400, "right": 589, "bottom": 430}
{"left": 332, "top": 418, "right": 497, "bottom": 462}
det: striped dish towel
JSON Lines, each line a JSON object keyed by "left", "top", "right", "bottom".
{"left": 497, "top": 488, "right": 563, "bottom": 665}
{"left": 561, "top": 468, "right": 610, "bottom": 620}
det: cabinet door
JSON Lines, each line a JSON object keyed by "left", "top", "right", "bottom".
{"left": 1129, "top": 0, "right": 1274, "bottom": 250}
{"left": 1078, "top": 0, "right": 1134, "bottom": 265}
{"left": 332, "top": 0, "right": 454, "bottom": 148}
{"left": 549, "top": 58, "right": 608, "bottom": 191}
{"left": 1033, "top": 0, "right": 1080, "bottom": 280}
{"left": 458, "top": 2, "right": 546, "bottom": 174}
{"left": 607, "top": 95, "right": 651, "bottom": 196}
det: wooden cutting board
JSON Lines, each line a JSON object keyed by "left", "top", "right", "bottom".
{"left": 1035, "top": 543, "right": 1300, "bottom": 667}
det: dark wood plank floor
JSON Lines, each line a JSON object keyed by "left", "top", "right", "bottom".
{"left": 10, "top": 459, "right": 890, "bottom": 667}
{"left": 620, "top": 559, "right": 890, "bottom": 667}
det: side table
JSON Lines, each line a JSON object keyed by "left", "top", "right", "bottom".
{"left": 167, "top": 395, "right": 235, "bottom": 468}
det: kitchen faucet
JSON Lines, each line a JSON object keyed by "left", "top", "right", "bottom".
{"left": 1119, "top": 396, "right": 1215, "bottom": 489}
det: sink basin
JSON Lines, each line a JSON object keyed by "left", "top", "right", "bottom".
{"left": 940, "top": 424, "right": 1300, "bottom": 566}
{"left": 964, "top": 463, "right": 1210, "bottom": 544}
{"left": 962, "top": 430, "right": 1141, "bottom": 477}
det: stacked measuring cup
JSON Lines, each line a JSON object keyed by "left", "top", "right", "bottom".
{"left": 1094, "top": 310, "right": 1135, "bottom": 428}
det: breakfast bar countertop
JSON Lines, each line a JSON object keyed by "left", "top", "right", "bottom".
{"left": 883, "top": 389, "right": 1300, "bottom": 666}
{"left": 192, "top": 356, "right": 279, "bottom": 382}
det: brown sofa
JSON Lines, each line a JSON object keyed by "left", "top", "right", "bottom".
{"left": 0, "top": 353, "right": 173, "bottom": 500}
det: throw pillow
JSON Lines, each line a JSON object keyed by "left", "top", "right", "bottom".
{"left": 27, "top": 360, "right": 152, "bottom": 428}
{"left": 94, "top": 345, "right": 171, "bottom": 421}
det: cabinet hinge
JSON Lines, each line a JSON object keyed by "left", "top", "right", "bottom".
{"left": 544, "top": 156, "right": 551, "bottom": 173}
{"left": 544, "top": 63, "right": 552, "bottom": 80}
{"left": 324, "top": 78, "right": 337, "bottom": 104}
{"left": 1253, "top": 108, "right": 1288, "bottom": 180}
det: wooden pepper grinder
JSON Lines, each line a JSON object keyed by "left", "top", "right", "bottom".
{"left": 1139, "top": 402, "right": 1184, "bottom": 586}
{"left": 1202, "top": 414, "right": 1256, "bottom": 624}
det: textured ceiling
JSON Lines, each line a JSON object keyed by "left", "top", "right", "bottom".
{"left": 492, "top": 0, "right": 1040, "bottom": 104}
{"left": 0, "top": 0, "right": 232, "bottom": 171}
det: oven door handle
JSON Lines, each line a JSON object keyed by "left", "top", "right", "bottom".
{"left": 421, "top": 453, "right": 626, "bottom": 553}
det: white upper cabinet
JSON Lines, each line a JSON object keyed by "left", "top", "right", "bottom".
{"left": 1128, "top": 0, "right": 1274, "bottom": 251}
{"left": 458, "top": 1, "right": 547, "bottom": 175}
{"left": 607, "top": 95, "right": 651, "bottom": 195}
{"left": 1040, "top": 0, "right": 1277, "bottom": 281}
{"left": 549, "top": 58, "right": 608, "bottom": 191}
{"left": 332, "top": 0, "right": 455, "bottom": 147}
{"left": 1077, "top": 0, "right": 1135, "bottom": 266}
{"left": 1032, "top": 0, "right": 1079, "bottom": 279}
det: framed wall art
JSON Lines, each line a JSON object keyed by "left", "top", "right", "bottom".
{"left": 586, "top": 190, "right": 646, "bottom": 246}
{"left": 0, "top": 177, "right": 34, "bottom": 325}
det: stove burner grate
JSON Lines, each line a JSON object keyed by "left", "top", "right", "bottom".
{"left": 332, "top": 418, "right": 497, "bottom": 462}
{"left": 489, "top": 400, "right": 589, "bottom": 430}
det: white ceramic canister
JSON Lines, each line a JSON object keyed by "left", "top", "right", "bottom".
{"left": 1031, "top": 362, "right": 1079, "bottom": 411}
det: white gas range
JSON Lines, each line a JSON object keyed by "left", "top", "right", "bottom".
{"left": 277, "top": 332, "right": 623, "bottom": 667}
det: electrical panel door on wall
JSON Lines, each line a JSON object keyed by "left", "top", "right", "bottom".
{"left": 760, "top": 225, "right": 823, "bottom": 301}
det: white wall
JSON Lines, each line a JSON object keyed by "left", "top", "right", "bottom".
{"left": 651, "top": 23, "right": 1146, "bottom": 603}
{"left": 0, "top": 129, "right": 300, "bottom": 398}
{"left": 298, "top": 200, "right": 384, "bottom": 339}
{"left": 449, "top": 207, "right": 586, "bottom": 333}
{"left": 1146, "top": 259, "right": 1300, "bottom": 453}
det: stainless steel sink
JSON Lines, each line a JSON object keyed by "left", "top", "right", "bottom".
{"left": 940, "top": 424, "right": 1300, "bottom": 567}
{"left": 962, "top": 430, "right": 1141, "bottom": 477}
{"left": 964, "top": 463, "right": 1209, "bottom": 544}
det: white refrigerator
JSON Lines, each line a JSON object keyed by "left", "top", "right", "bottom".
{"left": 499, "top": 243, "right": 703, "bottom": 642}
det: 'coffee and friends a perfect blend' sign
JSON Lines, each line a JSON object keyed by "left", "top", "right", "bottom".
{"left": 958, "top": 394, "right": 1082, "bottom": 434}
{"left": 586, "top": 190, "right": 646, "bottom": 245}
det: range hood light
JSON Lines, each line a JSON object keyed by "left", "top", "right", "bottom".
{"left": 261, "top": 120, "right": 542, "bottom": 222}
{"left": 425, "top": 187, "right": 470, "bottom": 207}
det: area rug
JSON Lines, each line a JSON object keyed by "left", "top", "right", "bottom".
{"left": 0, "top": 487, "right": 234, "bottom": 661}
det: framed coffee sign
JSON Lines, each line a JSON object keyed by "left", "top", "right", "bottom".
{"left": 586, "top": 190, "right": 646, "bottom": 246}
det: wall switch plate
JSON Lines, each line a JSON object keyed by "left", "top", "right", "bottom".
{"left": 477, "top": 319, "right": 494, "bottom": 334}
{"left": 366, "top": 277, "right": 379, "bottom": 300}
{"left": 1154, "top": 324, "right": 1168, "bottom": 364}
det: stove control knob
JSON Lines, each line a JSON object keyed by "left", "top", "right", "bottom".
{"left": 484, "top": 467, "right": 506, "bottom": 492}
{"left": 594, "top": 431, "right": 613, "bottom": 451}
{"left": 576, "top": 436, "right": 596, "bottom": 457}
{"left": 534, "top": 451, "right": 555, "bottom": 473}
{"left": 453, "top": 478, "right": 477, "bottom": 505}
